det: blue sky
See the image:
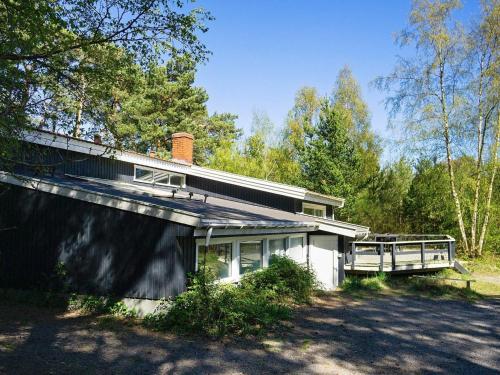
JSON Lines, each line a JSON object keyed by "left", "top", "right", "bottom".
{"left": 194, "top": 0, "right": 480, "bottom": 162}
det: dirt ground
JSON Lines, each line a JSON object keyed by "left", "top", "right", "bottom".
{"left": 1, "top": 294, "right": 499, "bottom": 375}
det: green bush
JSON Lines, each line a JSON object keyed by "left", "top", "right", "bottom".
{"left": 240, "top": 255, "right": 317, "bottom": 304}
{"left": 143, "top": 255, "right": 315, "bottom": 337}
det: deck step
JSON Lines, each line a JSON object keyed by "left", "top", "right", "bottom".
{"left": 453, "top": 260, "right": 470, "bottom": 275}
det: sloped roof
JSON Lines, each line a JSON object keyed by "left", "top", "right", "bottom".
{"left": 21, "top": 129, "right": 345, "bottom": 207}
{"left": 0, "top": 171, "right": 368, "bottom": 237}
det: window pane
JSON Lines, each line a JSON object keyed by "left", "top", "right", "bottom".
{"left": 198, "top": 243, "right": 232, "bottom": 279}
{"left": 269, "top": 238, "right": 286, "bottom": 263}
{"left": 303, "top": 207, "right": 315, "bottom": 216}
{"left": 155, "top": 171, "right": 170, "bottom": 185}
{"left": 314, "top": 209, "right": 324, "bottom": 217}
{"left": 288, "top": 237, "right": 304, "bottom": 261}
{"left": 240, "top": 241, "right": 263, "bottom": 274}
{"left": 135, "top": 168, "right": 154, "bottom": 183}
{"left": 303, "top": 204, "right": 325, "bottom": 218}
{"left": 169, "top": 175, "right": 183, "bottom": 187}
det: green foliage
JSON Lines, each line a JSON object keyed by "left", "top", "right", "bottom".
{"left": 68, "top": 295, "right": 137, "bottom": 318}
{"left": 0, "top": 0, "right": 214, "bottom": 169}
{"left": 341, "top": 273, "right": 387, "bottom": 294}
{"left": 404, "top": 159, "right": 456, "bottom": 235}
{"left": 143, "top": 256, "right": 316, "bottom": 337}
{"left": 404, "top": 276, "right": 481, "bottom": 302}
{"left": 301, "top": 100, "right": 361, "bottom": 216}
{"left": 207, "top": 111, "right": 301, "bottom": 184}
{"left": 240, "top": 255, "right": 317, "bottom": 304}
{"left": 354, "top": 159, "right": 413, "bottom": 232}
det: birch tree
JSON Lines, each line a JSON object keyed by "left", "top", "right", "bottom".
{"left": 377, "top": 0, "right": 499, "bottom": 256}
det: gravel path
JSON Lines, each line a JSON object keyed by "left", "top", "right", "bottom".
{"left": 1, "top": 296, "right": 499, "bottom": 375}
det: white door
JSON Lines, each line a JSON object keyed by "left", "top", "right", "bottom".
{"left": 309, "top": 235, "right": 339, "bottom": 290}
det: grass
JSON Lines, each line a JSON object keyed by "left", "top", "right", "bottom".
{"left": 340, "top": 270, "right": 490, "bottom": 302}
{"left": 340, "top": 272, "right": 388, "bottom": 298}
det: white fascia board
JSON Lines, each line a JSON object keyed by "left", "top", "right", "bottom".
{"left": 304, "top": 191, "right": 344, "bottom": 207}
{"left": 194, "top": 227, "right": 315, "bottom": 237}
{"left": 199, "top": 219, "right": 317, "bottom": 228}
{"left": 316, "top": 218, "right": 370, "bottom": 232}
{"left": 317, "top": 223, "right": 358, "bottom": 237}
{"left": 316, "top": 219, "right": 370, "bottom": 238}
{"left": 22, "top": 130, "right": 344, "bottom": 207}
{"left": 0, "top": 172, "right": 201, "bottom": 227}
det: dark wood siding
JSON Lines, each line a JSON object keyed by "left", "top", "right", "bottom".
{"left": 186, "top": 174, "right": 297, "bottom": 212}
{"left": 0, "top": 184, "right": 195, "bottom": 299}
{"left": 17, "top": 144, "right": 134, "bottom": 182}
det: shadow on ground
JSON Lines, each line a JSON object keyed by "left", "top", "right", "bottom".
{"left": 0, "top": 296, "right": 499, "bottom": 374}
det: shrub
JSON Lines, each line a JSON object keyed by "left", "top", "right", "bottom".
{"left": 240, "top": 255, "right": 317, "bottom": 304}
{"left": 68, "top": 294, "right": 137, "bottom": 318}
{"left": 143, "top": 255, "right": 314, "bottom": 337}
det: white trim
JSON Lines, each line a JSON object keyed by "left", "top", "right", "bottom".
{"left": 22, "top": 130, "right": 344, "bottom": 207}
{"left": 194, "top": 226, "right": 315, "bottom": 237}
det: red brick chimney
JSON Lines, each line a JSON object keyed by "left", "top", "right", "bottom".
{"left": 171, "top": 132, "right": 194, "bottom": 164}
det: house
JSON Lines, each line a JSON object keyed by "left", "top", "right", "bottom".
{"left": 0, "top": 129, "right": 369, "bottom": 310}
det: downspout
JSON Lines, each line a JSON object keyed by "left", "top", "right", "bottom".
{"left": 205, "top": 226, "right": 213, "bottom": 248}
{"left": 202, "top": 226, "right": 213, "bottom": 272}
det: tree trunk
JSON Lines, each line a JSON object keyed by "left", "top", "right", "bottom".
{"left": 478, "top": 111, "right": 500, "bottom": 256}
{"left": 470, "top": 59, "right": 485, "bottom": 256}
{"left": 439, "top": 62, "right": 470, "bottom": 254}
{"left": 73, "top": 76, "right": 86, "bottom": 138}
{"left": 73, "top": 97, "right": 83, "bottom": 138}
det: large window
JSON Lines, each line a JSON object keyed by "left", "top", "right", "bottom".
{"left": 302, "top": 202, "right": 326, "bottom": 218}
{"left": 239, "top": 241, "right": 263, "bottom": 275}
{"left": 196, "top": 234, "right": 306, "bottom": 281}
{"left": 198, "top": 243, "right": 232, "bottom": 279}
{"left": 269, "top": 238, "right": 287, "bottom": 263}
{"left": 134, "top": 166, "right": 185, "bottom": 187}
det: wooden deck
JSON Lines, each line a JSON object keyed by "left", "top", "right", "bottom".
{"left": 345, "top": 235, "right": 456, "bottom": 274}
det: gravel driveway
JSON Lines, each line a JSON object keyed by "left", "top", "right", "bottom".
{"left": 1, "top": 295, "right": 499, "bottom": 374}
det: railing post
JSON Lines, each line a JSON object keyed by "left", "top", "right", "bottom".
{"left": 379, "top": 243, "right": 384, "bottom": 272}
{"left": 391, "top": 243, "right": 396, "bottom": 271}
{"left": 447, "top": 241, "right": 452, "bottom": 263}
{"left": 421, "top": 242, "right": 426, "bottom": 269}
{"left": 351, "top": 243, "right": 356, "bottom": 270}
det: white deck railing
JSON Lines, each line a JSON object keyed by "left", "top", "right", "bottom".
{"left": 345, "top": 236, "right": 456, "bottom": 272}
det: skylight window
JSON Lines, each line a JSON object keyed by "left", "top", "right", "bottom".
{"left": 134, "top": 166, "right": 185, "bottom": 187}
{"left": 302, "top": 202, "right": 326, "bottom": 218}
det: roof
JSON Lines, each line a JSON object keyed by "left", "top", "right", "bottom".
{"left": 21, "top": 129, "right": 345, "bottom": 207}
{"left": 0, "top": 171, "right": 369, "bottom": 238}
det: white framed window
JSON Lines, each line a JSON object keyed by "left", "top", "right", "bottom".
{"left": 302, "top": 202, "right": 327, "bottom": 218}
{"left": 239, "top": 241, "right": 263, "bottom": 275}
{"left": 269, "top": 238, "right": 287, "bottom": 259}
{"left": 197, "top": 242, "right": 233, "bottom": 279}
{"left": 133, "top": 165, "right": 186, "bottom": 188}
{"left": 195, "top": 233, "right": 307, "bottom": 282}
{"left": 134, "top": 166, "right": 154, "bottom": 183}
